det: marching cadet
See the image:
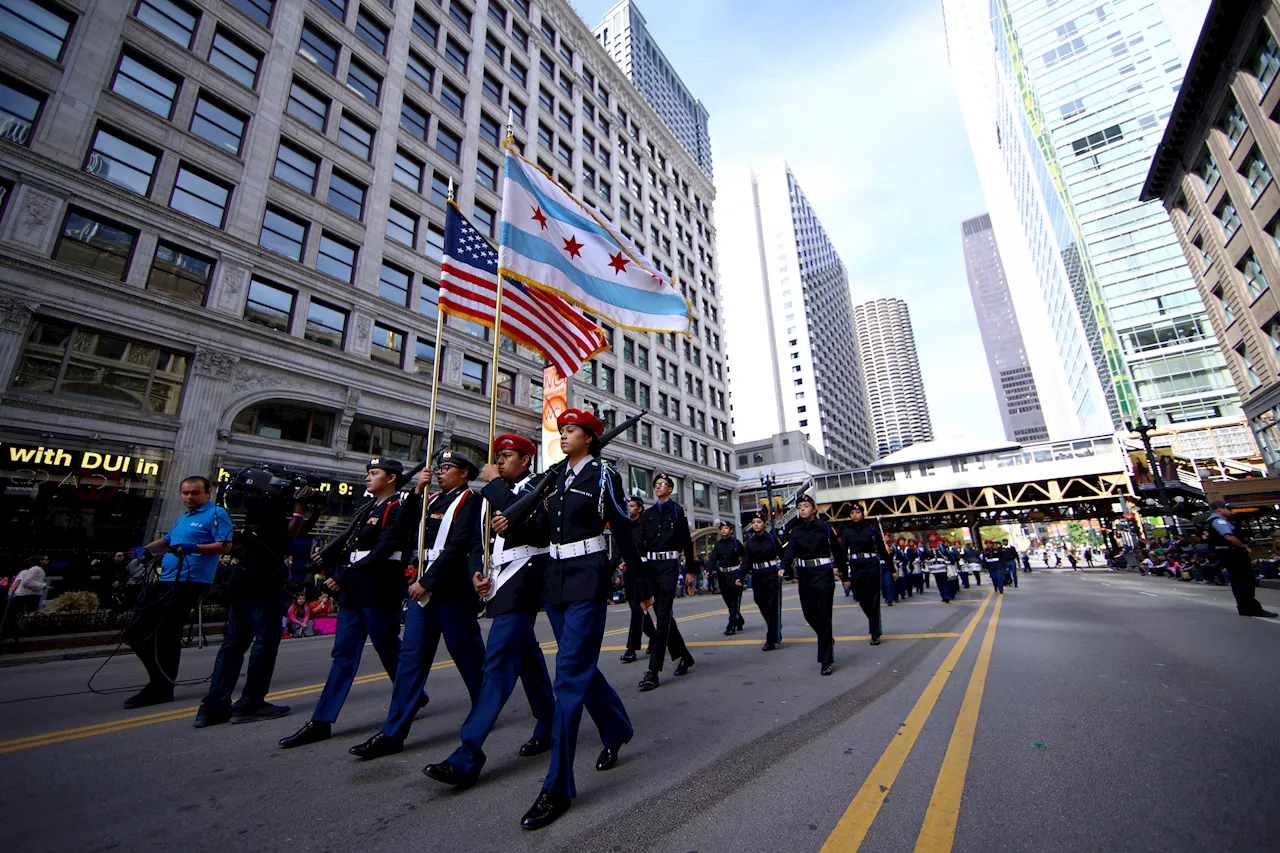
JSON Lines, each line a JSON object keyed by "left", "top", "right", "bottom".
{"left": 708, "top": 520, "right": 747, "bottom": 636}
{"left": 924, "top": 542, "right": 953, "bottom": 603}
{"left": 505, "top": 408, "right": 642, "bottom": 831}
{"left": 962, "top": 542, "right": 983, "bottom": 587}
{"left": 637, "top": 473, "right": 697, "bottom": 692}
{"left": 615, "top": 496, "right": 657, "bottom": 663}
{"left": 278, "top": 458, "right": 407, "bottom": 748}
{"left": 981, "top": 541, "right": 1007, "bottom": 595}
{"left": 782, "top": 495, "right": 848, "bottom": 676}
{"left": 348, "top": 449, "right": 487, "bottom": 759}
{"left": 744, "top": 512, "right": 784, "bottom": 650}
{"left": 424, "top": 434, "right": 556, "bottom": 786}
{"left": 840, "top": 504, "right": 890, "bottom": 645}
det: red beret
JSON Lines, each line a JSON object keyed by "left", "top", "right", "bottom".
{"left": 494, "top": 433, "right": 537, "bottom": 457}
{"left": 556, "top": 407, "right": 604, "bottom": 437}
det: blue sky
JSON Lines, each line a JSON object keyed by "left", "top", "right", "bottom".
{"left": 570, "top": 0, "right": 1210, "bottom": 444}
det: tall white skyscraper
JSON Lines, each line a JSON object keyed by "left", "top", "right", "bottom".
{"left": 853, "top": 298, "right": 934, "bottom": 458}
{"left": 944, "top": 0, "right": 1238, "bottom": 430}
{"left": 592, "top": 0, "right": 713, "bottom": 177}
{"left": 719, "top": 162, "right": 876, "bottom": 469}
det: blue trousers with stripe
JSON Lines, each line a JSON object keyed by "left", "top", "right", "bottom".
{"left": 381, "top": 598, "right": 485, "bottom": 740}
{"left": 311, "top": 604, "right": 401, "bottom": 724}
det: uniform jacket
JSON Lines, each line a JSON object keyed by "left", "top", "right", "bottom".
{"left": 980, "top": 548, "right": 1005, "bottom": 569}
{"left": 707, "top": 537, "right": 744, "bottom": 573}
{"left": 321, "top": 494, "right": 407, "bottom": 609}
{"left": 782, "top": 517, "right": 848, "bottom": 584}
{"left": 638, "top": 500, "right": 698, "bottom": 575}
{"left": 471, "top": 473, "right": 549, "bottom": 617}
{"left": 610, "top": 516, "right": 652, "bottom": 601}
{"left": 841, "top": 521, "right": 889, "bottom": 573}
{"left": 743, "top": 530, "right": 783, "bottom": 569}
{"left": 999, "top": 544, "right": 1018, "bottom": 562}
{"left": 403, "top": 485, "right": 481, "bottom": 605}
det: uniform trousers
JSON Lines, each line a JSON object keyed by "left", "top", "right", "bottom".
{"left": 958, "top": 569, "right": 970, "bottom": 589}
{"left": 797, "top": 569, "right": 836, "bottom": 665}
{"left": 447, "top": 612, "right": 554, "bottom": 774}
{"left": 882, "top": 569, "right": 897, "bottom": 604}
{"left": 913, "top": 572, "right": 926, "bottom": 594}
{"left": 932, "top": 572, "right": 953, "bottom": 602}
{"left": 850, "top": 565, "right": 882, "bottom": 638}
{"left": 719, "top": 570, "right": 745, "bottom": 630}
{"left": 1005, "top": 561, "right": 1019, "bottom": 587}
{"left": 624, "top": 584, "right": 657, "bottom": 652}
{"left": 123, "top": 581, "right": 210, "bottom": 695}
{"left": 986, "top": 566, "right": 1006, "bottom": 594}
{"left": 201, "top": 585, "right": 287, "bottom": 712}
{"left": 647, "top": 561, "right": 691, "bottom": 674}
{"left": 542, "top": 599, "right": 633, "bottom": 798}
{"left": 381, "top": 598, "right": 485, "bottom": 739}
{"left": 752, "top": 570, "right": 782, "bottom": 643}
{"left": 1222, "top": 551, "right": 1265, "bottom": 615}
{"left": 312, "top": 602, "right": 401, "bottom": 723}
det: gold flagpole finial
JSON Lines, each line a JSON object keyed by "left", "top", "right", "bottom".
{"left": 505, "top": 108, "right": 515, "bottom": 142}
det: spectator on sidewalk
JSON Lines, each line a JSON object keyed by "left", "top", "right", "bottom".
{"left": 286, "top": 594, "right": 315, "bottom": 638}
{"left": 8, "top": 555, "right": 50, "bottom": 613}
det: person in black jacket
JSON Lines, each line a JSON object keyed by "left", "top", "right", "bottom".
{"left": 348, "top": 449, "right": 487, "bottom": 759}
{"left": 708, "top": 520, "right": 746, "bottom": 635}
{"left": 744, "top": 512, "right": 784, "bottom": 650}
{"left": 278, "top": 458, "right": 408, "bottom": 748}
{"left": 783, "top": 495, "right": 847, "bottom": 676}
{"left": 637, "top": 473, "right": 697, "bottom": 692}
{"left": 616, "top": 497, "right": 656, "bottom": 663}
{"left": 841, "top": 505, "right": 890, "bottom": 645}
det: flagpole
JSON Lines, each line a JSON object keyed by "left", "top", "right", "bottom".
{"left": 419, "top": 179, "right": 454, "bottom": 569}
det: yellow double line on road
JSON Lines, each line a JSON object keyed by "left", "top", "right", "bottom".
{"left": 821, "top": 589, "right": 1004, "bottom": 853}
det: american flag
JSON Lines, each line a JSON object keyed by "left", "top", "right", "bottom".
{"left": 440, "top": 201, "right": 607, "bottom": 377}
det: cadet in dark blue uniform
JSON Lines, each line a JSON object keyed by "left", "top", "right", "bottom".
{"left": 840, "top": 504, "right": 889, "bottom": 645}
{"left": 744, "top": 512, "right": 784, "bottom": 650}
{"left": 615, "top": 496, "right": 657, "bottom": 663}
{"left": 782, "top": 495, "right": 847, "bottom": 676}
{"left": 423, "top": 434, "right": 556, "bottom": 786}
{"left": 515, "top": 409, "right": 641, "bottom": 831}
{"left": 708, "top": 520, "right": 746, "bottom": 635}
{"left": 349, "top": 449, "right": 487, "bottom": 759}
{"left": 637, "top": 473, "right": 696, "bottom": 692}
{"left": 279, "top": 459, "right": 407, "bottom": 748}
{"left": 981, "top": 541, "right": 1006, "bottom": 594}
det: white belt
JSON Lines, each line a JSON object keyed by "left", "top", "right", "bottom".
{"left": 493, "top": 544, "right": 549, "bottom": 566}
{"left": 351, "top": 550, "right": 402, "bottom": 563}
{"left": 647, "top": 550, "right": 681, "bottom": 560}
{"left": 549, "top": 535, "right": 607, "bottom": 560}
{"left": 794, "top": 558, "right": 832, "bottom": 569}
{"left": 749, "top": 560, "right": 780, "bottom": 570}
{"left": 850, "top": 552, "right": 879, "bottom": 560}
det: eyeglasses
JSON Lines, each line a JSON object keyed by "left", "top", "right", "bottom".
{"left": 435, "top": 463, "right": 461, "bottom": 472}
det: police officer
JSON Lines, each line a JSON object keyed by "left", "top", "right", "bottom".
{"left": 349, "top": 449, "right": 487, "bottom": 759}
{"left": 782, "top": 495, "right": 848, "bottom": 676}
{"left": 615, "top": 496, "right": 657, "bottom": 663}
{"left": 279, "top": 459, "right": 407, "bottom": 747}
{"left": 637, "top": 473, "right": 697, "bottom": 692}
{"left": 422, "top": 434, "right": 557, "bottom": 786}
{"left": 744, "top": 511, "right": 784, "bottom": 650}
{"left": 708, "top": 520, "right": 746, "bottom": 636}
{"left": 842, "top": 504, "right": 890, "bottom": 645}
{"left": 509, "top": 408, "right": 641, "bottom": 831}
{"left": 1207, "top": 501, "right": 1277, "bottom": 618}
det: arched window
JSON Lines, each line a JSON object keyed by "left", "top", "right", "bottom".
{"left": 231, "top": 401, "right": 334, "bottom": 446}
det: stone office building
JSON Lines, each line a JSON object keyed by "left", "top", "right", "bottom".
{"left": 0, "top": 0, "right": 734, "bottom": 569}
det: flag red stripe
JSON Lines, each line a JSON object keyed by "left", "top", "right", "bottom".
{"left": 442, "top": 260, "right": 601, "bottom": 341}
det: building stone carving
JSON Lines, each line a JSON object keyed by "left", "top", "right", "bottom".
{"left": 8, "top": 189, "right": 59, "bottom": 251}
{"left": 192, "top": 349, "right": 240, "bottom": 380}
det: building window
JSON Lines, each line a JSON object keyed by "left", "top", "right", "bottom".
{"left": 170, "top": 165, "right": 232, "bottom": 227}
{"left": 1217, "top": 198, "right": 1240, "bottom": 241}
{"left": 479, "top": 111, "right": 501, "bottom": 146}
{"left": 510, "top": 95, "right": 526, "bottom": 126}
{"left": 436, "top": 126, "right": 462, "bottom": 164}
{"left": 52, "top": 208, "right": 137, "bottom": 279}
{"left": 210, "top": 28, "right": 262, "bottom": 89}
{"left": 482, "top": 71, "right": 503, "bottom": 106}
{"left": 298, "top": 21, "right": 340, "bottom": 74}
{"left": 314, "top": 0, "right": 346, "bottom": 20}
{"left": 346, "top": 59, "right": 381, "bottom": 104}
{"left": 110, "top": 51, "right": 179, "bottom": 118}
{"left": 638, "top": 382, "right": 650, "bottom": 409}
{"left": 190, "top": 93, "right": 246, "bottom": 155}
{"left": 371, "top": 322, "right": 405, "bottom": 366}
{"left": 412, "top": 5, "right": 438, "bottom": 45}
{"left": 12, "top": 318, "right": 189, "bottom": 414}
{"left": 338, "top": 112, "right": 374, "bottom": 160}
{"left": 425, "top": 223, "right": 445, "bottom": 262}
{"left": 226, "top": 0, "right": 272, "bottom": 27}
{"left": 348, "top": 418, "right": 426, "bottom": 458}
{"left": 1193, "top": 235, "right": 1212, "bottom": 271}
{"left": 147, "top": 241, "right": 213, "bottom": 304}
{"left": 1212, "top": 285, "right": 1235, "bottom": 326}
{"left": 461, "top": 355, "right": 486, "bottom": 393}
{"left": 509, "top": 59, "right": 527, "bottom": 88}
{"left": 530, "top": 377, "right": 543, "bottom": 413}
{"left": 135, "top": 0, "right": 199, "bottom": 49}
{"left": 0, "top": 76, "right": 44, "bottom": 146}
{"left": 444, "top": 36, "right": 469, "bottom": 74}
{"left": 355, "top": 8, "right": 388, "bottom": 55}
{"left": 1241, "top": 250, "right": 1268, "bottom": 301}
{"left": 317, "top": 232, "right": 357, "bottom": 282}
{"left": 4, "top": 0, "right": 75, "bottom": 60}
{"left": 599, "top": 363, "right": 615, "bottom": 393}
{"left": 1268, "top": 318, "right": 1280, "bottom": 361}
{"left": 1252, "top": 28, "right": 1280, "bottom": 96}
{"left": 232, "top": 402, "right": 333, "bottom": 445}
{"left": 496, "top": 368, "right": 515, "bottom": 404}
{"left": 86, "top": 126, "right": 158, "bottom": 196}
{"left": 1196, "top": 148, "right": 1220, "bottom": 195}
{"left": 474, "top": 203, "right": 495, "bottom": 237}
{"left": 624, "top": 375, "right": 635, "bottom": 402}
{"left": 440, "top": 78, "right": 466, "bottom": 117}
{"left": 414, "top": 338, "right": 437, "bottom": 374}
{"left": 407, "top": 50, "right": 434, "bottom": 92}
{"left": 305, "top": 299, "right": 347, "bottom": 349}
{"left": 394, "top": 149, "right": 424, "bottom": 191}
{"left": 1219, "top": 97, "right": 1248, "bottom": 149}
{"left": 448, "top": 0, "right": 470, "bottom": 29}
{"left": 1238, "top": 344, "right": 1262, "bottom": 389}
{"left": 273, "top": 140, "right": 319, "bottom": 193}
{"left": 430, "top": 171, "right": 451, "bottom": 206}
{"left": 400, "top": 98, "right": 429, "bottom": 140}
{"left": 244, "top": 277, "right": 296, "bottom": 331}
{"left": 327, "top": 170, "right": 366, "bottom": 219}
{"left": 379, "top": 260, "right": 411, "bottom": 305}
{"left": 1243, "top": 146, "right": 1273, "bottom": 198}
{"left": 386, "top": 202, "right": 417, "bottom": 246}
{"left": 286, "top": 79, "right": 328, "bottom": 131}
{"left": 259, "top": 206, "right": 307, "bottom": 260}
{"left": 476, "top": 156, "right": 498, "bottom": 191}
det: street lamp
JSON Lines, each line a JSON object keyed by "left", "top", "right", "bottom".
{"left": 1126, "top": 419, "right": 1180, "bottom": 535}
{"left": 760, "top": 472, "right": 777, "bottom": 536}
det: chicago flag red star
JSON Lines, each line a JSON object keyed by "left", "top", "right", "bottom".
{"left": 562, "top": 235, "right": 584, "bottom": 259}
{"left": 530, "top": 205, "right": 549, "bottom": 229}
{"left": 608, "top": 251, "right": 630, "bottom": 275}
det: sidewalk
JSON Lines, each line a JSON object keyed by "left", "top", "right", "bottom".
{"left": 0, "top": 622, "right": 227, "bottom": 667}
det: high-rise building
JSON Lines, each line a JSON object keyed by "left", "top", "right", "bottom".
{"left": 852, "top": 298, "right": 934, "bottom": 458}
{"left": 961, "top": 213, "right": 1050, "bottom": 442}
{"left": 719, "top": 161, "right": 876, "bottom": 470}
{"left": 944, "top": 0, "right": 1240, "bottom": 432}
{"left": 1141, "top": 0, "right": 1280, "bottom": 473}
{"left": 592, "top": 0, "right": 712, "bottom": 178}
{"left": 0, "top": 0, "right": 737, "bottom": 566}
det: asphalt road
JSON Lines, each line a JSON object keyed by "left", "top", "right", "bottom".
{"left": 2, "top": 570, "right": 1277, "bottom": 853}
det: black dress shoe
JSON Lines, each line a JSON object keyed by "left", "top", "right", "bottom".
{"left": 279, "top": 721, "right": 331, "bottom": 748}
{"left": 124, "top": 688, "right": 173, "bottom": 710}
{"left": 723, "top": 627, "right": 735, "bottom": 636}
{"left": 821, "top": 663, "right": 834, "bottom": 676}
{"left": 644, "top": 646, "right": 653, "bottom": 655}
{"left": 870, "top": 637, "right": 882, "bottom": 646}
{"left": 761, "top": 642, "right": 777, "bottom": 651}
{"left": 735, "top": 617, "right": 746, "bottom": 629}
{"left": 638, "top": 671, "right": 659, "bottom": 692}
{"left": 521, "top": 790, "right": 571, "bottom": 830}
{"left": 620, "top": 649, "right": 638, "bottom": 663}
{"left": 596, "top": 738, "right": 629, "bottom": 771}
{"left": 519, "top": 735, "right": 551, "bottom": 757}
{"left": 193, "top": 707, "right": 231, "bottom": 728}
{"left": 349, "top": 732, "right": 403, "bottom": 759}
{"left": 674, "top": 655, "right": 694, "bottom": 676}
{"left": 231, "top": 701, "right": 290, "bottom": 724}
{"left": 423, "top": 759, "right": 480, "bottom": 788}
{"left": 413, "top": 693, "right": 429, "bottom": 716}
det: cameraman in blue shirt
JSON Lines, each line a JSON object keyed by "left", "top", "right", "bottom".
{"left": 123, "top": 476, "right": 232, "bottom": 709}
